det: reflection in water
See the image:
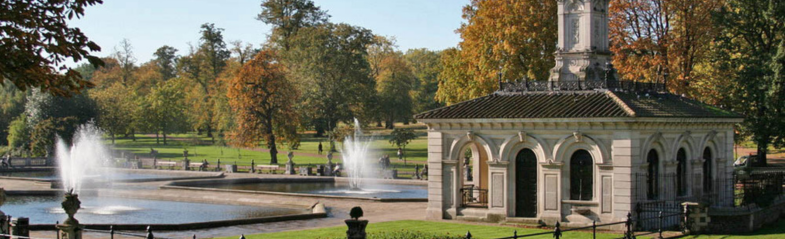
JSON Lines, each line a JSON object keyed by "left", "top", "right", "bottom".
{"left": 4, "top": 196, "right": 306, "bottom": 224}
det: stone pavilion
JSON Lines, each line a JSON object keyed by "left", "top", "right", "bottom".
{"left": 415, "top": 0, "right": 743, "bottom": 226}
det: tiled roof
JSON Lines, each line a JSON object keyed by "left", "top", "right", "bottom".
{"left": 414, "top": 90, "right": 741, "bottom": 120}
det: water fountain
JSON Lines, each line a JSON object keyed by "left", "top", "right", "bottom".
{"left": 341, "top": 119, "right": 374, "bottom": 190}
{"left": 56, "top": 123, "right": 113, "bottom": 194}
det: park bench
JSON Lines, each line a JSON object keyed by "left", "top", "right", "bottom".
{"left": 256, "top": 165, "right": 280, "bottom": 174}
{"left": 155, "top": 161, "right": 177, "bottom": 169}
{"left": 189, "top": 162, "right": 208, "bottom": 171}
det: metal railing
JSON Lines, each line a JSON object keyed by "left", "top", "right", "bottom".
{"left": 460, "top": 186, "right": 488, "bottom": 208}
{"left": 462, "top": 210, "right": 683, "bottom": 239}
{"left": 498, "top": 79, "right": 666, "bottom": 93}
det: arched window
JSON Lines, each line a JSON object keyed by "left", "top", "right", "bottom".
{"left": 647, "top": 149, "right": 659, "bottom": 200}
{"left": 677, "top": 148, "right": 687, "bottom": 196}
{"left": 703, "top": 148, "right": 713, "bottom": 194}
{"left": 570, "top": 150, "right": 593, "bottom": 201}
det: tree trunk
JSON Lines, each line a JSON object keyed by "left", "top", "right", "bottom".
{"left": 155, "top": 131, "right": 159, "bottom": 144}
{"left": 163, "top": 131, "right": 168, "bottom": 145}
{"left": 207, "top": 124, "right": 215, "bottom": 144}
{"left": 111, "top": 131, "right": 115, "bottom": 145}
{"left": 131, "top": 128, "right": 136, "bottom": 141}
{"left": 269, "top": 134, "right": 278, "bottom": 165}
{"left": 757, "top": 134, "right": 768, "bottom": 167}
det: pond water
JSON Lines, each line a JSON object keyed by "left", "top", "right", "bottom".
{"left": 3, "top": 196, "right": 306, "bottom": 224}
{"left": 194, "top": 182, "right": 428, "bottom": 199}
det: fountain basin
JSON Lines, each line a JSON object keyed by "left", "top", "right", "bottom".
{"left": 164, "top": 177, "right": 428, "bottom": 202}
{"left": 3, "top": 194, "right": 320, "bottom": 230}
{"left": 0, "top": 168, "right": 222, "bottom": 184}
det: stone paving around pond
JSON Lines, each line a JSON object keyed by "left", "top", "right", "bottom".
{"left": 4, "top": 170, "right": 427, "bottom": 238}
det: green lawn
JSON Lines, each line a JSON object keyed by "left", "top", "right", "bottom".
{"left": 106, "top": 125, "right": 429, "bottom": 168}
{"left": 217, "top": 220, "right": 632, "bottom": 239}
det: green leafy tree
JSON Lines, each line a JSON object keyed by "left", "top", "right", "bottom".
{"left": 376, "top": 53, "right": 415, "bottom": 129}
{"left": 0, "top": 0, "right": 104, "bottom": 96}
{"left": 0, "top": 82, "right": 27, "bottom": 146}
{"left": 257, "top": 0, "right": 329, "bottom": 50}
{"left": 194, "top": 23, "right": 231, "bottom": 143}
{"left": 285, "top": 23, "right": 376, "bottom": 136}
{"left": 92, "top": 82, "right": 134, "bottom": 144}
{"left": 405, "top": 48, "right": 444, "bottom": 113}
{"left": 30, "top": 117, "right": 79, "bottom": 157}
{"left": 145, "top": 80, "right": 187, "bottom": 145}
{"left": 388, "top": 128, "right": 417, "bottom": 160}
{"left": 153, "top": 45, "right": 179, "bottom": 81}
{"left": 6, "top": 115, "right": 30, "bottom": 156}
{"left": 715, "top": 0, "right": 785, "bottom": 165}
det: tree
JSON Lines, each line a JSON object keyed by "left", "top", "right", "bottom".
{"left": 153, "top": 45, "right": 179, "bottom": 81}
{"left": 227, "top": 49, "right": 299, "bottom": 165}
{"left": 405, "top": 48, "right": 444, "bottom": 113}
{"left": 144, "top": 80, "right": 187, "bottom": 145}
{"left": 437, "top": 0, "right": 557, "bottom": 104}
{"left": 609, "top": 0, "right": 723, "bottom": 97}
{"left": 435, "top": 48, "right": 473, "bottom": 105}
{"left": 113, "top": 39, "right": 136, "bottom": 86}
{"left": 376, "top": 53, "right": 415, "bottom": 128}
{"left": 6, "top": 115, "right": 30, "bottom": 156}
{"left": 193, "top": 23, "right": 231, "bottom": 143}
{"left": 715, "top": 0, "right": 785, "bottom": 165}
{"left": 230, "top": 41, "right": 258, "bottom": 65}
{"left": 0, "top": 0, "right": 104, "bottom": 97}
{"left": 388, "top": 128, "right": 417, "bottom": 160}
{"left": 257, "top": 0, "right": 329, "bottom": 50}
{"left": 0, "top": 82, "right": 27, "bottom": 146}
{"left": 92, "top": 82, "right": 134, "bottom": 144}
{"left": 285, "top": 23, "right": 376, "bottom": 136}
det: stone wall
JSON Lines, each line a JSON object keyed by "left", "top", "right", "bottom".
{"left": 707, "top": 196, "right": 785, "bottom": 234}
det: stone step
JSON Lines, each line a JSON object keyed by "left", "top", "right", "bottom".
{"left": 503, "top": 217, "right": 545, "bottom": 227}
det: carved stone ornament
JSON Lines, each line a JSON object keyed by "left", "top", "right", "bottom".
{"left": 573, "top": 131, "right": 583, "bottom": 142}
{"left": 518, "top": 131, "right": 527, "bottom": 143}
{"left": 466, "top": 131, "right": 474, "bottom": 141}
{"left": 62, "top": 189, "right": 81, "bottom": 226}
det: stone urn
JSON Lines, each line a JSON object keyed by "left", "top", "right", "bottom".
{"left": 345, "top": 206, "right": 368, "bottom": 239}
{"left": 57, "top": 189, "right": 83, "bottom": 239}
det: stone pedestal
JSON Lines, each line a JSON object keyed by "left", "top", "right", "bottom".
{"left": 182, "top": 159, "right": 190, "bottom": 171}
{"left": 683, "top": 202, "right": 709, "bottom": 234}
{"left": 345, "top": 219, "right": 368, "bottom": 239}
{"left": 56, "top": 223, "right": 82, "bottom": 239}
{"left": 10, "top": 217, "right": 28, "bottom": 238}
{"left": 325, "top": 153, "right": 334, "bottom": 176}
{"left": 226, "top": 164, "right": 237, "bottom": 173}
{"left": 285, "top": 152, "right": 296, "bottom": 175}
{"left": 300, "top": 167, "right": 312, "bottom": 176}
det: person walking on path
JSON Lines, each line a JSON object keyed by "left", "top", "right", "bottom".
{"left": 318, "top": 142, "right": 323, "bottom": 155}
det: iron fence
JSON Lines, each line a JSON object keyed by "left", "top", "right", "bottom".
{"left": 460, "top": 185, "right": 488, "bottom": 208}
{"left": 498, "top": 79, "right": 666, "bottom": 93}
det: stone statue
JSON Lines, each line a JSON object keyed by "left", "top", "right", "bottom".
{"left": 57, "top": 189, "right": 83, "bottom": 239}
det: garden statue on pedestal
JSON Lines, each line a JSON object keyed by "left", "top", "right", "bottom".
{"left": 345, "top": 206, "right": 368, "bottom": 239}
{"left": 57, "top": 189, "right": 83, "bottom": 239}
{"left": 285, "top": 152, "right": 296, "bottom": 175}
{"left": 325, "top": 152, "right": 334, "bottom": 176}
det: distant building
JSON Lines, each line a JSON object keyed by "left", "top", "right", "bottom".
{"left": 415, "top": 0, "right": 743, "bottom": 226}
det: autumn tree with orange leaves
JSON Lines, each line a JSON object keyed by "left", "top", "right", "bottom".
{"left": 609, "top": 0, "right": 724, "bottom": 98}
{"left": 227, "top": 50, "right": 299, "bottom": 165}
{"left": 436, "top": 0, "right": 557, "bottom": 105}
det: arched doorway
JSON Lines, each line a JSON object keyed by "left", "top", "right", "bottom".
{"left": 703, "top": 148, "right": 712, "bottom": 194}
{"left": 647, "top": 149, "right": 659, "bottom": 200}
{"left": 515, "top": 149, "right": 537, "bottom": 217}
{"left": 676, "top": 148, "right": 687, "bottom": 196}
{"left": 570, "top": 150, "right": 593, "bottom": 201}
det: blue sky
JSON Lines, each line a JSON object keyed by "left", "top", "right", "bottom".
{"left": 68, "top": 0, "right": 467, "bottom": 65}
